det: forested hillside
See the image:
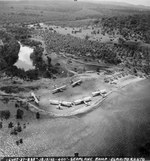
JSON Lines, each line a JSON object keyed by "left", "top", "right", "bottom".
{"left": 0, "top": 30, "right": 20, "bottom": 70}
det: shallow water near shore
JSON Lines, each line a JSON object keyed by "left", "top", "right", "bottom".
{"left": 77, "top": 78, "right": 150, "bottom": 156}
{"left": 2, "top": 76, "right": 149, "bottom": 157}
{"left": 27, "top": 78, "right": 150, "bottom": 157}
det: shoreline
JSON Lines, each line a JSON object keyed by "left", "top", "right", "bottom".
{"left": 27, "top": 76, "right": 146, "bottom": 118}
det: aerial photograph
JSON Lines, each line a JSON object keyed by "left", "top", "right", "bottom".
{"left": 0, "top": 0, "right": 150, "bottom": 157}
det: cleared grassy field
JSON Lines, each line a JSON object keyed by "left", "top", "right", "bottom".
{"left": 0, "top": 0, "right": 147, "bottom": 25}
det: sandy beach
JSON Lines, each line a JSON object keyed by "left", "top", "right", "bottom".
{"left": 26, "top": 73, "right": 145, "bottom": 117}
{"left": 0, "top": 75, "right": 150, "bottom": 157}
{"left": 35, "top": 78, "right": 150, "bottom": 157}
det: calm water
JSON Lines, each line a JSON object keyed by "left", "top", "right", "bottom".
{"left": 35, "top": 79, "right": 150, "bottom": 157}
{"left": 15, "top": 42, "right": 34, "bottom": 71}
{"left": 77, "top": 79, "right": 150, "bottom": 156}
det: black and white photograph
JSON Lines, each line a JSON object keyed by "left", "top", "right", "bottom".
{"left": 0, "top": 0, "right": 150, "bottom": 158}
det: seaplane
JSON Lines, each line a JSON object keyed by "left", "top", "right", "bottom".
{"left": 92, "top": 89, "right": 107, "bottom": 97}
{"left": 30, "top": 92, "right": 40, "bottom": 105}
{"left": 52, "top": 85, "right": 67, "bottom": 94}
{"left": 73, "top": 96, "right": 92, "bottom": 106}
{"left": 71, "top": 80, "right": 82, "bottom": 87}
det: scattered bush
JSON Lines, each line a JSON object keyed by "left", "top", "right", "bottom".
{"left": 16, "top": 140, "right": 19, "bottom": 146}
{"left": 8, "top": 122, "right": 13, "bottom": 128}
{"left": 0, "top": 86, "right": 24, "bottom": 94}
{"left": 0, "top": 110, "right": 10, "bottom": 120}
{"left": 20, "top": 139, "right": 23, "bottom": 144}
{"left": 23, "top": 123, "right": 26, "bottom": 129}
{"left": 17, "top": 126, "right": 22, "bottom": 132}
{"left": 0, "top": 122, "right": 2, "bottom": 129}
{"left": 36, "top": 112, "right": 40, "bottom": 119}
{"left": 16, "top": 109, "right": 24, "bottom": 119}
{"left": 10, "top": 130, "right": 17, "bottom": 135}
{"left": 15, "top": 102, "right": 20, "bottom": 108}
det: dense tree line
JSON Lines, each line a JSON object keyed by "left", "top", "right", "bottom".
{"left": 0, "top": 30, "right": 20, "bottom": 70}
{"left": 0, "top": 26, "right": 59, "bottom": 79}
{"left": 21, "top": 39, "right": 42, "bottom": 48}
{"left": 6, "top": 25, "right": 32, "bottom": 40}
{"left": 40, "top": 30, "right": 121, "bottom": 65}
{"left": 101, "top": 14, "right": 150, "bottom": 43}
{"left": 30, "top": 46, "right": 58, "bottom": 78}
{"left": 112, "top": 42, "right": 150, "bottom": 74}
